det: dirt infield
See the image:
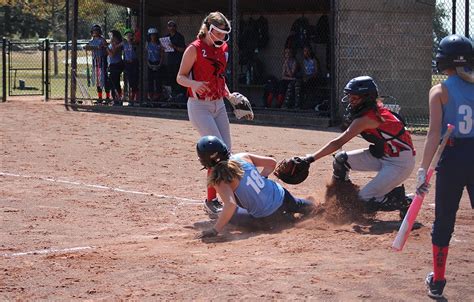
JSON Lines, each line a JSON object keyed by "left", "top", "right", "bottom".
{"left": 1, "top": 98, "right": 473, "bottom": 301}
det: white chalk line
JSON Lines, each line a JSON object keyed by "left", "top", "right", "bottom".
{"left": 0, "top": 172, "right": 201, "bottom": 204}
{"left": 2, "top": 246, "right": 94, "bottom": 257}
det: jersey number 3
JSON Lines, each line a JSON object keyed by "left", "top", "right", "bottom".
{"left": 458, "top": 105, "right": 473, "bottom": 134}
{"left": 246, "top": 170, "right": 265, "bottom": 194}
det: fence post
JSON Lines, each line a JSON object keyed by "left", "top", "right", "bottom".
{"left": 70, "top": 0, "right": 78, "bottom": 103}
{"left": 452, "top": 0, "right": 456, "bottom": 34}
{"left": 465, "top": 0, "right": 470, "bottom": 37}
{"left": 53, "top": 43, "right": 59, "bottom": 76}
{"left": 65, "top": 0, "right": 70, "bottom": 105}
{"left": 2, "top": 37, "right": 6, "bottom": 103}
{"left": 45, "top": 39, "right": 50, "bottom": 101}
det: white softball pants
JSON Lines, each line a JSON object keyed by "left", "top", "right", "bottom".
{"left": 346, "top": 148, "right": 415, "bottom": 202}
{"left": 187, "top": 97, "right": 232, "bottom": 151}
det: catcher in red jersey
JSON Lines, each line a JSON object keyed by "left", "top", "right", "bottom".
{"left": 177, "top": 12, "right": 253, "bottom": 217}
{"left": 282, "top": 76, "right": 416, "bottom": 218}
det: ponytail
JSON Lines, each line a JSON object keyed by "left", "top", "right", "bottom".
{"left": 208, "top": 160, "right": 244, "bottom": 187}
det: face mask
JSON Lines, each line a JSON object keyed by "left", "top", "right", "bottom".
{"left": 208, "top": 23, "right": 231, "bottom": 48}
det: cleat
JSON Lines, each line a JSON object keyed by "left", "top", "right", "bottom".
{"left": 425, "top": 272, "right": 446, "bottom": 299}
{"left": 203, "top": 198, "right": 223, "bottom": 218}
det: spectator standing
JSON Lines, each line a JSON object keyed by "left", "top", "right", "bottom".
{"left": 106, "top": 29, "right": 124, "bottom": 105}
{"left": 301, "top": 45, "right": 320, "bottom": 108}
{"left": 164, "top": 20, "right": 186, "bottom": 98}
{"left": 86, "top": 24, "right": 110, "bottom": 103}
{"left": 123, "top": 28, "right": 139, "bottom": 104}
{"left": 146, "top": 27, "right": 164, "bottom": 102}
{"left": 281, "top": 47, "right": 301, "bottom": 109}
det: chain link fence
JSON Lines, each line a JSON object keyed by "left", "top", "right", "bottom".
{"left": 334, "top": 0, "right": 471, "bottom": 131}
{"left": 1, "top": 0, "right": 472, "bottom": 129}
{"left": 335, "top": 1, "right": 432, "bottom": 129}
{"left": 432, "top": 0, "right": 472, "bottom": 87}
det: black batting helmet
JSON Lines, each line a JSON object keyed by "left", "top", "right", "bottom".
{"left": 436, "top": 34, "right": 473, "bottom": 72}
{"left": 196, "top": 136, "right": 230, "bottom": 169}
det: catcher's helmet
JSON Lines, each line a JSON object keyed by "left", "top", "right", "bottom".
{"left": 342, "top": 76, "right": 379, "bottom": 123}
{"left": 436, "top": 34, "right": 473, "bottom": 72}
{"left": 90, "top": 24, "right": 102, "bottom": 35}
{"left": 343, "top": 76, "right": 378, "bottom": 99}
{"left": 196, "top": 136, "right": 230, "bottom": 169}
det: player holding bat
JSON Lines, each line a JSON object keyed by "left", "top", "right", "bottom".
{"left": 415, "top": 34, "right": 474, "bottom": 299}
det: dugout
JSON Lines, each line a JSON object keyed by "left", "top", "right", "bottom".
{"left": 71, "top": 0, "right": 435, "bottom": 127}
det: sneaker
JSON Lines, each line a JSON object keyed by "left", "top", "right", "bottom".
{"left": 425, "top": 272, "right": 446, "bottom": 299}
{"left": 203, "top": 198, "right": 223, "bottom": 218}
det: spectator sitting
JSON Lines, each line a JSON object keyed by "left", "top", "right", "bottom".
{"left": 265, "top": 48, "right": 301, "bottom": 109}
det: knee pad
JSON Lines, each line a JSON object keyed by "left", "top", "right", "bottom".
{"left": 332, "top": 151, "right": 351, "bottom": 181}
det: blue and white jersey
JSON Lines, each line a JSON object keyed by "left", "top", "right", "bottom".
{"left": 107, "top": 44, "right": 123, "bottom": 65}
{"left": 147, "top": 42, "right": 161, "bottom": 63}
{"left": 442, "top": 75, "right": 474, "bottom": 138}
{"left": 89, "top": 37, "right": 107, "bottom": 59}
{"left": 123, "top": 41, "right": 137, "bottom": 61}
{"left": 231, "top": 154, "right": 285, "bottom": 218}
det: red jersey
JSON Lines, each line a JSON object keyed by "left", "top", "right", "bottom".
{"left": 360, "top": 104, "right": 415, "bottom": 157}
{"left": 187, "top": 39, "right": 228, "bottom": 100}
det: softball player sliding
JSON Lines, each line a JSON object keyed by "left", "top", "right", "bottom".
{"left": 301, "top": 76, "right": 416, "bottom": 218}
{"left": 416, "top": 34, "right": 474, "bottom": 299}
{"left": 86, "top": 24, "right": 110, "bottom": 103}
{"left": 195, "top": 136, "right": 313, "bottom": 238}
{"left": 176, "top": 12, "right": 233, "bottom": 216}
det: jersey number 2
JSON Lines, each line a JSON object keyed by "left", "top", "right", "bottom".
{"left": 458, "top": 105, "right": 473, "bottom": 134}
{"left": 246, "top": 170, "right": 265, "bottom": 194}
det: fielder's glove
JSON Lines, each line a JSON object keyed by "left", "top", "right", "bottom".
{"left": 227, "top": 92, "right": 254, "bottom": 120}
{"left": 273, "top": 156, "right": 314, "bottom": 185}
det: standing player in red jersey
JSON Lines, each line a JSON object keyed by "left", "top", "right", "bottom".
{"left": 176, "top": 12, "right": 234, "bottom": 216}
{"left": 296, "top": 76, "right": 416, "bottom": 217}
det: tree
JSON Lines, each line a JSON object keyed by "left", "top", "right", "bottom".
{"left": 1, "top": 0, "right": 66, "bottom": 39}
{"left": 432, "top": 1, "right": 450, "bottom": 57}
{"left": 1, "top": 0, "right": 128, "bottom": 40}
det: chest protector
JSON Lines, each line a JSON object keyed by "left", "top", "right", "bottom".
{"left": 360, "top": 106, "right": 415, "bottom": 158}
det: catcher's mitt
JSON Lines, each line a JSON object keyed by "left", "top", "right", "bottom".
{"left": 273, "top": 156, "right": 311, "bottom": 185}
{"left": 226, "top": 92, "right": 254, "bottom": 120}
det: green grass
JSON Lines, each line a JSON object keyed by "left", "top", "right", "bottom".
{"left": 1, "top": 47, "right": 98, "bottom": 99}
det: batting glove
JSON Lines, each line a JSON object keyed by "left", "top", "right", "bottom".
{"left": 415, "top": 168, "right": 430, "bottom": 195}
